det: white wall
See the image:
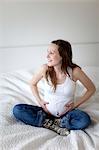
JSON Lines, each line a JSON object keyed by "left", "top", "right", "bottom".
{"left": 0, "top": 1, "right": 98, "bottom": 73}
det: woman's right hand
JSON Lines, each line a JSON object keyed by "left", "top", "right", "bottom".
{"left": 38, "top": 100, "right": 50, "bottom": 114}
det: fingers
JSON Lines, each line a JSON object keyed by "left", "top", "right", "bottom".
{"left": 65, "top": 102, "right": 74, "bottom": 110}
{"left": 40, "top": 101, "right": 49, "bottom": 107}
{"left": 59, "top": 103, "right": 74, "bottom": 117}
{"left": 44, "top": 102, "right": 49, "bottom": 105}
{"left": 58, "top": 111, "right": 66, "bottom": 117}
{"left": 65, "top": 102, "right": 73, "bottom": 107}
{"left": 43, "top": 102, "right": 49, "bottom": 109}
{"left": 42, "top": 102, "right": 50, "bottom": 114}
{"left": 43, "top": 107, "right": 50, "bottom": 114}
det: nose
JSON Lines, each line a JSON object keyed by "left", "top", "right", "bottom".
{"left": 47, "top": 54, "right": 49, "bottom": 58}
{"left": 47, "top": 53, "right": 50, "bottom": 59}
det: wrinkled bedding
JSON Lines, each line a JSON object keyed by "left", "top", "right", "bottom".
{"left": 0, "top": 67, "right": 99, "bottom": 150}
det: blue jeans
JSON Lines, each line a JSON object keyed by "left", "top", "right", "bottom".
{"left": 13, "top": 104, "right": 91, "bottom": 130}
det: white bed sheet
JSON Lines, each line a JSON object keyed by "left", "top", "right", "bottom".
{"left": 0, "top": 67, "right": 99, "bottom": 150}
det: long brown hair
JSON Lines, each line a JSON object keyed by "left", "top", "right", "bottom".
{"left": 46, "top": 39, "right": 80, "bottom": 91}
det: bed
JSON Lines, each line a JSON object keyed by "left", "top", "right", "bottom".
{"left": 0, "top": 66, "right": 99, "bottom": 150}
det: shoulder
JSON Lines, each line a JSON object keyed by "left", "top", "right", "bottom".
{"left": 72, "top": 66, "right": 96, "bottom": 92}
{"left": 33, "top": 64, "right": 48, "bottom": 77}
{"left": 40, "top": 64, "right": 48, "bottom": 76}
{"left": 41, "top": 64, "right": 48, "bottom": 72}
{"left": 72, "top": 67, "right": 82, "bottom": 82}
{"left": 30, "top": 64, "right": 48, "bottom": 84}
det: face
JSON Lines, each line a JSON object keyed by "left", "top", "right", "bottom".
{"left": 47, "top": 43, "right": 62, "bottom": 67}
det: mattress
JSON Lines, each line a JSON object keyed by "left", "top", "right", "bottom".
{"left": 0, "top": 66, "right": 99, "bottom": 150}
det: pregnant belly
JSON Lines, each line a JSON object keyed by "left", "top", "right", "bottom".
{"left": 46, "top": 101, "right": 69, "bottom": 117}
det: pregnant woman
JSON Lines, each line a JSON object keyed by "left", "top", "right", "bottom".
{"left": 13, "top": 39, "right": 96, "bottom": 136}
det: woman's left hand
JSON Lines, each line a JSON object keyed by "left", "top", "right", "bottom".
{"left": 58, "top": 101, "right": 74, "bottom": 117}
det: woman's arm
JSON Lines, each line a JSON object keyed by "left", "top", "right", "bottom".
{"left": 58, "top": 67, "right": 96, "bottom": 117}
{"left": 30, "top": 64, "right": 45, "bottom": 103}
{"left": 30, "top": 64, "right": 49, "bottom": 112}
{"left": 73, "top": 67, "right": 96, "bottom": 108}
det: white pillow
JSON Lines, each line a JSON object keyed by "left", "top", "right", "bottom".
{"left": 83, "top": 66, "right": 99, "bottom": 88}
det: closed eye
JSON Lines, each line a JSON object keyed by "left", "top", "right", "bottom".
{"left": 47, "top": 49, "right": 55, "bottom": 54}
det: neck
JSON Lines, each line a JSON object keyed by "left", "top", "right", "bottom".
{"left": 54, "top": 64, "right": 62, "bottom": 74}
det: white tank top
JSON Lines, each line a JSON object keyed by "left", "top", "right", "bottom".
{"left": 44, "top": 67, "right": 76, "bottom": 117}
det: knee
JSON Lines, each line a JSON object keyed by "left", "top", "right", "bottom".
{"left": 73, "top": 110, "right": 91, "bottom": 129}
{"left": 60, "top": 109, "right": 91, "bottom": 130}
{"left": 81, "top": 114, "right": 91, "bottom": 129}
{"left": 13, "top": 104, "right": 22, "bottom": 118}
